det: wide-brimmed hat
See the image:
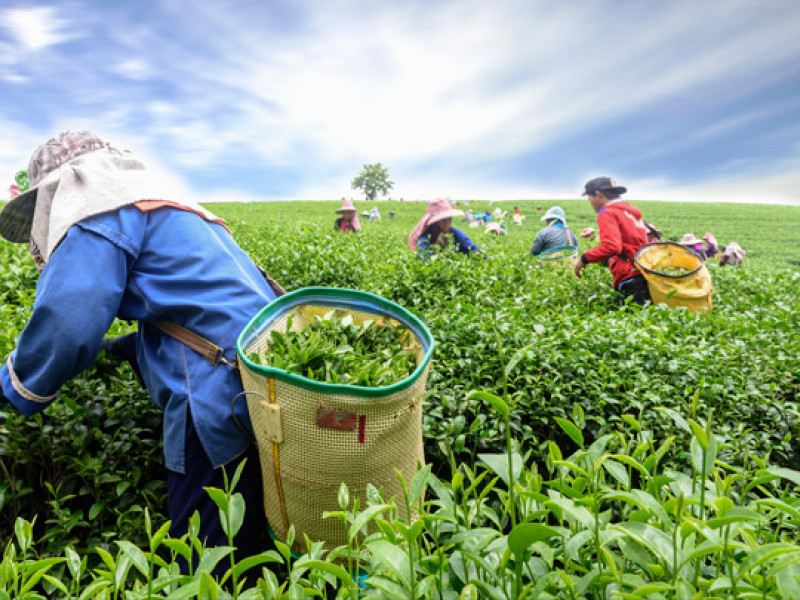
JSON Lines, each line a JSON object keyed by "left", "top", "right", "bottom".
{"left": 1, "top": 131, "right": 106, "bottom": 243}
{"left": 541, "top": 206, "right": 566, "bottom": 223}
{"left": 336, "top": 199, "right": 357, "bottom": 213}
{"left": 681, "top": 233, "right": 702, "bottom": 245}
{"left": 425, "top": 198, "right": 464, "bottom": 225}
{"left": 407, "top": 198, "right": 464, "bottom": 251}
{"left": 582, "top": 176, "right": 627, "bottom": 197}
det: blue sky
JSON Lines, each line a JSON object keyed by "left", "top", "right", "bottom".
{"left": 1, "top": 0, "right": 799, "bottom": 204}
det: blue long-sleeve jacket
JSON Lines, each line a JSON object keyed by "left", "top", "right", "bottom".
{"left": 416, "top": 227, "right": 482, "bottom": 259}
{"left": 1, "top": 205, "right": 275, "bottom": 472}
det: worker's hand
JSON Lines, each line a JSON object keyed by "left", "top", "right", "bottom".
{"left": 574, "top": 255, "right": 586, "bottom": 278}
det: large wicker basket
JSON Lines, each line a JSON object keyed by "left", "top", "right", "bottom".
{"left": 236, "top": 287, "right": 434, "bottom": 553}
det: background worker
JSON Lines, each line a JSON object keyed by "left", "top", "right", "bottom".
{"left": 530, "top": 205, "right": 578, "bottom": 256}
{"left": 408, "top": 198, "right": 483, "bottom": 258}
{"left": 719, "top": 241, "right": 745, "bottom": 266}
{"left": 702, "top": 232, "right": 719, "bottom": 258}
{"left": 334, "top": 199, "right": 361, "bottom": 232}
{"left": 573, "top": 177, "right": 651, "bottom": 305}
{"left": 0, "top": 131, "right": 276, "bottom": 578}
{"left": 681, "top": 233, "right": 705, "bottom": 257}
{"left": 646, "top": 223, "right": 662, "bottom": 243}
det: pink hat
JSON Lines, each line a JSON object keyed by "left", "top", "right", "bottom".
{"left": 702, "top": 232, "right": 717, "bottom": 244}
{"left": 580, "top": 227, "right": 595, "bottom": 238}
{"left": 408, "top": 198, "right": 464, "bottom": 251}
{"left": 336, "top": 199, "right": 357, "bottom": 213}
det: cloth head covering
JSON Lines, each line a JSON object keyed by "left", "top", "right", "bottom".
{"left": 1, "top": 130, "right": 222, "bottom": 269}
{"left": 541, "top": 206, "right": 566, "bottom": 224}
{"left": 580, "top": 227, "right": 595, "bottom": 238}
{"left": 407, "top": 198, "right": 464, "bottom": 251}
{"left": 335, "top": 199, "right": 357, "bottom": 213}
{"left": 681, "top": 233, "right": 702, "bottom": 245}
{"left": 702, "top": 232, "right": 717, "bottom": 246}
{"left": 485, "top": 222, "right": 504, "bottom": 235}
{"left": 336, "top": 199, "right": 361, "bottom": 230}
{"left": 720, "top": 241, "right": 745, "bottom": 265}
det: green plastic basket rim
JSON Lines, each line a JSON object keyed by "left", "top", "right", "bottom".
{"left": 539, "top": 245, "right": 578, "bottom": 261}
{"left": 236, "top": 287, "right": 435, "bottom": 398}
{"left": 634, "top": 241, "right": 703, "bottom": 278}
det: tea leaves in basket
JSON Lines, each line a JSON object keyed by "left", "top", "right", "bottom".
{"left": 248, "top": 310, "right": 416, "bottom": 386}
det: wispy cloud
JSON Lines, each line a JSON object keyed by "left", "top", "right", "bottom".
{"left": 1, "top": 0, "right": 799, "bottom": 204}
{"left": 2, "top": 6, "right": 74, "bottom": 51}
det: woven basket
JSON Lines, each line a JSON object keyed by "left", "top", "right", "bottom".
{"left": 236, "top": 287, "right": 434, "bottom": 553}
{"left": 539, "top": 245, "right": 579, "bottom": 264}
{"left": 634, "top": 242, "right": 713, "bottom": 313}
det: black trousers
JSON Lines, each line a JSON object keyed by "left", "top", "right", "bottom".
{"left": 167, "top": 409, "right": 272, "bottom": 582}
{"left": 616, "top": 276, "right": 651, "bottom": 306}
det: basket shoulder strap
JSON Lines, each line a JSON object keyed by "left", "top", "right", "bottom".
{"left": 151, "top": 321, "right": 236, "bottom": 368}
{"left": 151, "top": 267, "right": 284, "bottom": 368}
{"left": 256, "top": 265, "right": 287, "bottom": 298}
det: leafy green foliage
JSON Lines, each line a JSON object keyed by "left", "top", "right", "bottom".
{"left": 249, "top": 311, "right": 416, "bottom": 386}
{"left": 350, "top": 162, "right": 394, "bottom": 201}
{"left": 1, "top": 197, "right": 799, "bottom": 596}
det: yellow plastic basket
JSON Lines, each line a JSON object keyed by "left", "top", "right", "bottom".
{"left": 236, "top": 288, "right": 434, "bottom": 552}
{"left": 634, "top": 242, "right": 713, "bottom": 313}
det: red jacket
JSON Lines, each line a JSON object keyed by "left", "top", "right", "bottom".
{"left": 583, "top": 200, "right": 648, "bottom": 288}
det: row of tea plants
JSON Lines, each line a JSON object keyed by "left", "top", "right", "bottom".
{"left": 2, "top": 199, "right": 799, "bottom": 597}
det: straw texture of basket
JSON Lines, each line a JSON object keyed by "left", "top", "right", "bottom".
{"left": 236, "top": 288, "right": 434, "bottom": 552}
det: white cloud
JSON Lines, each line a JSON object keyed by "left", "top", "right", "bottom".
{"left": 4, "top": 0, "right": 800, "bottom": 206}
{"left": 160, "top": 0, "right": 800, "bottom": 177}
{"left": 2, "top": 7, "right": 73, "bottom": 52}
{"left": 1, "top": 73, "right": 27, "bottom": 84}
{"left": 112, "top": 59, "right": 151, "bottom": 81}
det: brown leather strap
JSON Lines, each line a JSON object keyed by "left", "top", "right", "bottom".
{"left": 152, "top": 270, "right": 284, "bottom": 367}
{"left": 152, "top": 321, "right": 236, "bottom": 368}
{"left": 256, "top": 266, "right": 287, "bottom": 298}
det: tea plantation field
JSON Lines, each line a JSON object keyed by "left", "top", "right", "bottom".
{"left": 1, "top": 198, "right": 799, "bottom": 598}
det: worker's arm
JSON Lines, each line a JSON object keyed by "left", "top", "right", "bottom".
{"left": 1, "top": 225, "right": 131, "bottom": 416}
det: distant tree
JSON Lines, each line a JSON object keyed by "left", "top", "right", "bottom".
{"left": 351, "top": 163, "right": 394, "bottom": 201}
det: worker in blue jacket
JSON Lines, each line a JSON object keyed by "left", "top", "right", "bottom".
{"left": 408, "top": 198, "right": 483, "bottom": 259}
{"left": 530, "top": 206, "right": 578, "bottom": 256}
{"left": 0, "top": 131, "right": 276, "bottom": 579}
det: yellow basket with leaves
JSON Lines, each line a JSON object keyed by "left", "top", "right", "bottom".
{"left": 634, "top": 242, "right": 713, "bottom": 312}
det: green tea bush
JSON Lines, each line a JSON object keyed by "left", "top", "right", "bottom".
{"left": 1, "top": 199, "right": 799, "bottom": 596}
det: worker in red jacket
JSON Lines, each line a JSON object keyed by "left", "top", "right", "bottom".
{"left": 573, "top": 177, "right": 651, "bottom": 305}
